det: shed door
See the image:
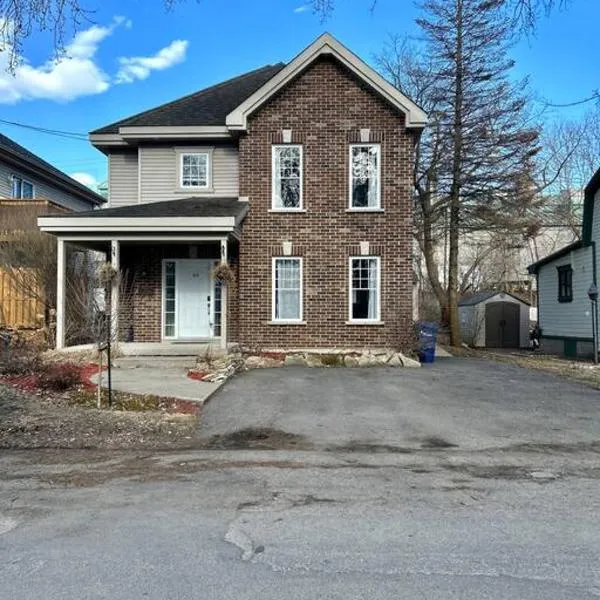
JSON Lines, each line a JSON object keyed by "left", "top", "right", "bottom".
{"left": 485, "top": 301, "right": 520, "bottom": 348}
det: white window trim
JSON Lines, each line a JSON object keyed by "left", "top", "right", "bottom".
{"left": 178, "top": 150, "right": 212, "bottom": 191}
{"left": 12, "top": 175, "right": 36, "bottom": 199}
{"left": 271, "top": 256, "right": 304, "bottom": 323}
{"left": 348, "top": 256, "right": 381, "bottom": 323}
{"left": 271, "top": 144, "right": 303, "bottom": 211}
{"left": 348, "top": 144, "right": 381, "bottom": 211}
{"left": 161, "top": 259, "right": 178, "bottom": 340}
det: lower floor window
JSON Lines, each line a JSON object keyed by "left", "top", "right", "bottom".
{"left": 350, "top": 257, "right": 380, "bottom": 321}
{"left": 273, "top": 257, "right": 302, "bottom": 321}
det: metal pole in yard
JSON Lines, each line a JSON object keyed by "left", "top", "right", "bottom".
{"left": 588, "top": 285, "right": 598, "bottom": 364}
{"left": 106, "top": 311, "right": 113, "bottom": 407}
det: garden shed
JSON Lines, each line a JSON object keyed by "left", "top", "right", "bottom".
{"left": 459, "top": 291, "right": 531, "bottom": 349}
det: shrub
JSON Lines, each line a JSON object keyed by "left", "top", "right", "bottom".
{"left": 0, "top": 336, "right": 44, "bottom": 376}
{"left": 37, "top": 362, "right": 82, "bottom": 392}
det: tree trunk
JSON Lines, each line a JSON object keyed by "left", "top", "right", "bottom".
{"left": 420, "top": 192, "right": 448, "bottom": 323}
{"left": 448, "top": 0, "right": 464, "bottom": 347}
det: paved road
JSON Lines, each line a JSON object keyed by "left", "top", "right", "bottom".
{"left": 0, "top": 448, "right": 599, "bottom": 600}
{"left": 198, "top": 358, "right": 600, "bottom": 450}
{"left": 2, "top": 358, "right": 600, "bottom": 599}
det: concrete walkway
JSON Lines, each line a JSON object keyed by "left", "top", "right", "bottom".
{"left": 91, "top": 357, "right": 223, "bottom": 403}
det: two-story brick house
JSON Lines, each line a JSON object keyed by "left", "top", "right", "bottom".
{"left": 38, "top": 34, "right": 427, "bottom": 352}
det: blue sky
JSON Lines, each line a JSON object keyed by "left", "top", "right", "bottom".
{"left": 0, "top": 0, "right": 597, "bottom": 190}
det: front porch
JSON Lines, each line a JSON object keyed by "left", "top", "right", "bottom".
{"left": 37, "top": 197, "right": 248, "bottom": 351}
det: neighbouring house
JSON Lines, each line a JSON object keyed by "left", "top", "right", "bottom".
{"left": 459, "top": 291, "right": 531, "bottom": 349}
{"left": 414, "top": 194, "right": 582, "bottom": 322}
{"left": 0, "top": 133, "right": 105, "bottom": 329}
{"left": 528, "top": 168, "right": 600, "bottom": 358}
{"left": 38, "top": 33, "right": 427, "bottom": 352}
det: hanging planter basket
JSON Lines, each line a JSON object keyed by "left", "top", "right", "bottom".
{"left": 98, "top": 262, "right": 118, "bottom": 284}
{"left": 211, "top": 261, "right": 236, "bottom": 289}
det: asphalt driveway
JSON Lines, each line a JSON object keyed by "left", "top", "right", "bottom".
{"left": 198, "top": 357, "right": 600, "bottom": 451}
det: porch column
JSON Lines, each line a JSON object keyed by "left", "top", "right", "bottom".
{"left": 220, "top": 238, "right": 228, "bottom": 350}
{"left": 110, "top": 240, "right": 120, "bottom": 343}
{"left": 55, "top": 238, "right": 66, "bottom": 350}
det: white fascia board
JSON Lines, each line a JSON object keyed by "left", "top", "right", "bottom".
{"left": 38, "top": 216, "right": 236, "bottom": 232}
{"left": 119, "top": 126, "right": 232, "bottom": 139}
{"left": 89, "top": 134, "right": 128, "bottom": 146}
{"left": 226, "top": 33, "right": 428, "bottom": 130}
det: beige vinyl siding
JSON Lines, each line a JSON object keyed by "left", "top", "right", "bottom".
{"left": 0, "top": 160, "right": 94, "bottom": 211}
{"left": 139, "top": 144, "right": 238, "bottom": 203}
{"left": 108, "top": 151, "right": 139, "bottom": 207}
{"left": 538, "top": 246, "right": 594, "bottom": 339}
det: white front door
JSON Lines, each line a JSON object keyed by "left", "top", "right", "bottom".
{"left": 164, "top": 259, "right": 213, "bottom": 339}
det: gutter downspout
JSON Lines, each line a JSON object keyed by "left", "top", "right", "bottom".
{"left": 592, "top": 241, "right": 598, "bottom": 360}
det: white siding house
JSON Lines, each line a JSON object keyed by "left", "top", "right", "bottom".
{"left": 529, "top": 169, "right": 600, "bottom": 358}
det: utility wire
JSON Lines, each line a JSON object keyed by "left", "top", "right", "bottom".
{"left": 0, "top": 117, "right": 89, "bottom": 141}
{"left": 545, "top": 92, "right": 600, "bottom": 108}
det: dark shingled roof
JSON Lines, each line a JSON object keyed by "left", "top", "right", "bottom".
{"left": 55, "top": 197, "right": 249, "bottom": 221}
{"left": 0, "top": 133, "right": 105, "bottom": 205}
{"left": 91, "top": 64, "right": 286, "bottom": 135}
{"left": 459, "top": 291, "right": 530, "bottom": 306}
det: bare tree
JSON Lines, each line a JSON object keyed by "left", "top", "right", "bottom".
{"left": 310, "top": 0, "right": 564, "bottom": 30}
{"left": 377, "top": 0, "right": 541, "bottom": 345}
{"left": 0, "top": 0, "right": 195, "bottom": 72}
{"left": 0, "top": 203, "right": 57, "bottom": 316}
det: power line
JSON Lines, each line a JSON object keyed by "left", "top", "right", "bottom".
{"left": 545, "top": 92, "right": 600, "bottom": 108}
{"left": 0, "top": 118, "right": 89, "bottom": 141}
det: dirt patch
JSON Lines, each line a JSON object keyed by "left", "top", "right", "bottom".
{"left": 327, "top": 442, "right": 414, "bottom": 454}
{"left": 451, "top": 347, "right": 600, "bottom": 389}
{"left": 0, "top": 384, "right": 199, "bottom": 451}
{"left": 200, "top": 427, "right": 309, "bottom": 450}
{"left": 420, "top": 436, "right": 459, "bottom": 449}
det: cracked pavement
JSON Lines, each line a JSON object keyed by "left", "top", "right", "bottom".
{"left": 1, "top": 358, "right": 600, "bottom": 598}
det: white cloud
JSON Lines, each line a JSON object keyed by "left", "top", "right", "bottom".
{"left": 0, "top": 18, "right": 189, "bottom": 104}
{"left": 293, "top": 5, "right": 310, "bottom": 13}
{"left": 0, "top": 18, "right": 122, "bottom": 104}
{"left": 70, "top": 172, "right": 98, "bottom": 189}
{"left": 116, "top": 40, "right": 189, "bottom": 84}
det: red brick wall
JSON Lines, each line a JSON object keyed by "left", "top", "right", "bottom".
{"left": 237, "top": 56, "right": 417, "bottom": 350}
{"left": 119, "top": 244, "right": 224, "bottom": 343}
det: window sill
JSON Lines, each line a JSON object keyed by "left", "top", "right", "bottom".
{"left": 558, "top": 298, "right": 573, "bottom": 303}
{"left": 345, "top": 320, "right": 385, "bottom": 325}
{"left": 269, "top": 320, "right": 307, "bottom": 325}
{"left": 268, "top": 208, "right": 307, "bottom": 213}
{"left": 345, "top": 208, "right": 384, "bottom": 213}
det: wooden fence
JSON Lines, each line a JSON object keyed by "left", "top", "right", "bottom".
{"left": 0, "top": 267, "right": 45, "bottom": 329}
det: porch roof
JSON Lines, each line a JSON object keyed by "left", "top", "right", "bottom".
{"left": 37, "top": 197, "right": 249, "bottom": 237}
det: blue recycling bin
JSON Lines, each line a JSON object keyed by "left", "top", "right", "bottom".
{"left": 417, "top": 321, "right": 438, "bottom": 364}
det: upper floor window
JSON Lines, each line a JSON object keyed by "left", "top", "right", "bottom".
{"left": 349, "top": 144, "right": 380, "bottom": 210}
{"left": 272, "top": 145, "right": 302, "bottom": 210}
{"left": 557, "top": 265, "right": 573, "bottom": 303}
{"left": 12, "top": 176, "right": 35, "bottom": 199}
{"left": 180, "top": 152, "right": 210, "bottom": 189}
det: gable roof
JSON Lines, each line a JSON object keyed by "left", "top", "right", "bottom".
{"left": 0, "top": 133, "right": 105, "bottom": 205}
{"left": 227, "top": 33, "right": 428, "bottom": 131}
{"left": 90, "top": 33, "right": 428, "bottom": 143}
{"left": 459, "top": 291, "right": 531, "bottom": 306}
{"left": 91, "top": 64, "right": 286, "bottom": 135}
